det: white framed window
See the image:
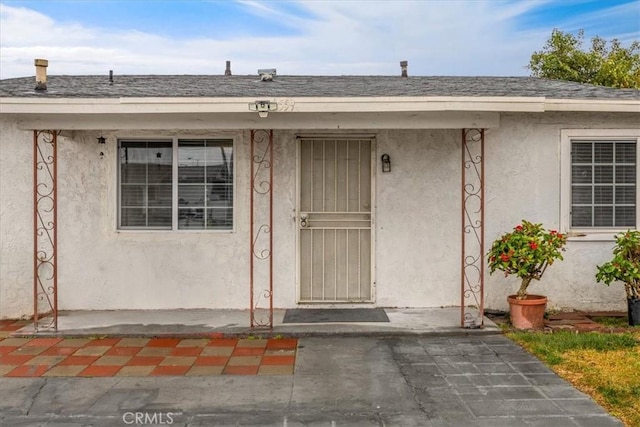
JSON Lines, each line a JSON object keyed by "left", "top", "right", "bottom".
{"left": 561, "top": 129, "right": 640, "bottom": 240}
{"left": 118, "top": 138, "right": 234, "bottom": 231}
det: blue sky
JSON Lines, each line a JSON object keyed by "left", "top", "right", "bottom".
{"left": 1, "top": 0, "right": 639, "bottom": 79}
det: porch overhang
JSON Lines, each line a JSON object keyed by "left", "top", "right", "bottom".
{"left": 4, "top": 95, "right": 637, "bottom": 131}
{"left": 6, "top": 111, "right": 500, "bottom": 130}
{"left": 0, "top": 95, "right": 547, "bottom": 115}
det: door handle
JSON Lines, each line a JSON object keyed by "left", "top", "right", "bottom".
{"left": 300, "top": 214, "right": 308, "bottom": 228}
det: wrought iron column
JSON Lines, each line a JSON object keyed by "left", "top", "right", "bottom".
{"left": 461, "top": 129, "right": 485, "bottom": 328}
{"left": 33, "top": 130, "right": 59, "bottom": 332}
{"left": 250, "top": 130, "right": 274, "bottom": 328}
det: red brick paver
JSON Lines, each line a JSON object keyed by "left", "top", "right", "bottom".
{"left": 126, "top": 356, "right": 165, "bottom": 366}
{"left": 544, "top": 311, "right": 630, "bottom": 332}
{"left": 262, "top": 355, "right": 296, "bottom": 365}
{"left": 232, "top": 347, "right": 266, "bottom": 356}
{"left": 6, "top": 364, "right": 51, "bottom": 377}
{"left": 0, "top": 326, "right": 297, "bottom": 377}
{"left": 79, "top": 365, "right": 122, "bottom": 377}
{"left": 151, "top": 365, "right": 191, "bottom": 376}
{"left": 224, "top": 365, "right": 259, "bottom": 375}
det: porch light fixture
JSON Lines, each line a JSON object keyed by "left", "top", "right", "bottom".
{"left": 381, "top": 154, "right": 391, "bottom": 173}
{"left": 97, "top": 136, "right": 106, "bottom": 144}
{"left": 249, "top": 100, "right": 277, "bottom": 118}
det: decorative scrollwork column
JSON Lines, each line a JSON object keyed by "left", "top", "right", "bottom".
{"left": 461, "top": 129, "right": 485, "bottom": 328}
{"left": 33, "top": 130, "right": 59, "bottom": 332}
{"left": 250, "top": 130, "right": 274, "bottom": 328}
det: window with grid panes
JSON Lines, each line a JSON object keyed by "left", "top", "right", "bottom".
{"left": 571, "top": 140, "right": 636, "bottom": 228}
{"left": 119, "top": 138, "right": 233, "bottom": 230}
{"left": 178, "top": 139, "right": 233, "bottom": 230}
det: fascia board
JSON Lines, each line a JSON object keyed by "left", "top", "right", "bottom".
{"left": 1, "top": 96, "right": 545, "bottom": 114}
{"left": 123, "top": 96, "right": 548, "bottom": 113}
{"left": 544, "top": 99, "right": 640, "bottom": 113}
{"left": 2, "top": 96, "right": 638, "bottom": 114}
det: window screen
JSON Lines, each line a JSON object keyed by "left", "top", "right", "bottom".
{"left": 120, "top": 140, "right": 173, "bottom": 228}
{"left": 178, "top": 139, "right": 233, "bottom": 230}
{"left": 119, "top": 138, "right": 234, "bottom": 231}
{"left": 571, "top": 140, "right": 636, "bottom": 228}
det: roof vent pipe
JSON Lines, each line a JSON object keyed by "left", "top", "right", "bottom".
{"left": 109, "top": 70, "right": 113, "bottom": 85}
{"left": 225, "top": 60, "right": 232, "bottom": 76}
{"left": 35, "top": 59, "right": 48, "bottom": 91}
{"left": 400, "top": 60, "right": 408, "bottom": 77}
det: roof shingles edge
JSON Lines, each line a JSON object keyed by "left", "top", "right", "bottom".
{"left": 0, "top": 75, "right": 638, "bottom": 100}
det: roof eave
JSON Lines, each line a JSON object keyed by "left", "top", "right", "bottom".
{"left": 0, "top": 96, "right": 637, "bottom": 114}
{"left": 544, "top": 99, "right": 640, "bottom": 113}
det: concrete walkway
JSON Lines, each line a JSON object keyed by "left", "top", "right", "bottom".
{"left": 2, "top": 311, "right": 623, "bottom": 426}
{"left": 13, "top": 307, "right": 500, "bottom": 337}
{"left": 0, "top": 335, "right": 622, "bottom": 426}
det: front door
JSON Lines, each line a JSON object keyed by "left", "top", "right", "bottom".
{"left": 298, "top": 137, "right": 374, "bottom": 302}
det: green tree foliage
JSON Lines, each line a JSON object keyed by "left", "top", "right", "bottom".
{"left": 596, "top": 230, "right": 640, "bottom": 300}
{"left": 528, "top": 29, "right": 640, "bottom": 89}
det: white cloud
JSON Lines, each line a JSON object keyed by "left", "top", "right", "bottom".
{"left": 0, "top": 4, "right": 98, "bottom": 46}
{"left": 0, "top": 1, "right": 637, "bottom": 79}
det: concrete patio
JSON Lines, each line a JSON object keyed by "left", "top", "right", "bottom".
{"left": 11, "top": 307, "right": 500, "bottom": 338}
{"left": 0, "top": 335, "right": 622, "bottom": 426}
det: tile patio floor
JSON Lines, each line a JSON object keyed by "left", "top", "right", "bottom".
{"left": 0, "top": 320, "right": 297, "bottom": 377}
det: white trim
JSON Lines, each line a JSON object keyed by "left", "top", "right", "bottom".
{"left": 560, "top": 128, "right": 640, "bottom": 241}
{"left": 370, "top": 136, "right": 377, "bottom": 304}
{"left": 295, "top": 138, "right": 301, "bottom": 305}
{"left": 545, "top": 99, "right": 640, "bottom": 113}
{"left": 172, "top": 138, "right": 179, "bottom": 230}
{"left": 13, "top": 111, "right": 501, "bottom": 131}
{"left": 3, "top": 95, "right": 637, "bottom": 115}
{"left": 116, "top": 135, "right": 239, "bottom": 233}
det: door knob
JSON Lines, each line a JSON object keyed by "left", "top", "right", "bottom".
{"left": 300, "top": 214, "right": 308, "bottom": 228}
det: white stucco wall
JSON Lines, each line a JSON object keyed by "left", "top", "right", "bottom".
{"left": 1, "top": 112, "right": 639, "bottom": 318}
{"left": 484, "top": 112, "right": 640, "bottom": 311}
{"left": 65, "top": 129, "right": 255, "bottom": 312}
{"left": 375, "top": 129, "right": 461, "bottom": 307}
{"left": 0, "top": 117, "right": 33, "bottom": 318}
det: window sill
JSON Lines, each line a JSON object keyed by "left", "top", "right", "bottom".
{"left": 566, "top": 231, "right": 633, "bottom": 242}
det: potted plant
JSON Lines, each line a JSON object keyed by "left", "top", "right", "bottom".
{"left": 595, "top": 230, "right": 640, "bottom": 326}
{"left": 488, "top": 220, "right": 568, "bottom": 329}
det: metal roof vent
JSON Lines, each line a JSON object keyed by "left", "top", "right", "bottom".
{"left": 258, "top": 68, "right": 276, "bottom": 81}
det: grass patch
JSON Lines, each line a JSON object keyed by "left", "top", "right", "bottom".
{"left": 559, "top": 346, "right": 640, "bottom": 426}
{"left": 507, "top": 330, "right": 638, "bottom": 365}
{"left": 508, "top": 330, "right": 640, "bottom": 426}
{"left": 591, "top": 316, "right": 639, "bottom": 328}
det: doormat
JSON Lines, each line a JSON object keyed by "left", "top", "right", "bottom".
{"left": 282, "top": 308, "right": 389, "bottom": 323}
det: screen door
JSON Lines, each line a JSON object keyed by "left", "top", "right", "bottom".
{"left": 298, "top": 138, "right": 373, "bottom": 302}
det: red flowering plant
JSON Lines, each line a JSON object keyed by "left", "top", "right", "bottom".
{"left": 487, "top": 220, "right": 568, "bottom": 299}
{"left": 595, "top": 230, "right": 640, "bottom": 301}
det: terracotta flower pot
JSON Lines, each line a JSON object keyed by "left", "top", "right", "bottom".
{"left": 507, "top": 294, "right": 548, "bottom": 330}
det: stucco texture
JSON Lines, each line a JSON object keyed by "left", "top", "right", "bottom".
{"left": 1, "top": 112, "right": 639, "bottom": 318}
{"left": 0, "top": 118, "right": 33, "bottom": 318}
{"left": 484, "top": 112, "right": 639, "bottom": 311}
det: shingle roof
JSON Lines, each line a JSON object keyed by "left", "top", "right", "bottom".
{"left": 0, "top": 75, "right": 638, "bottom": 100}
